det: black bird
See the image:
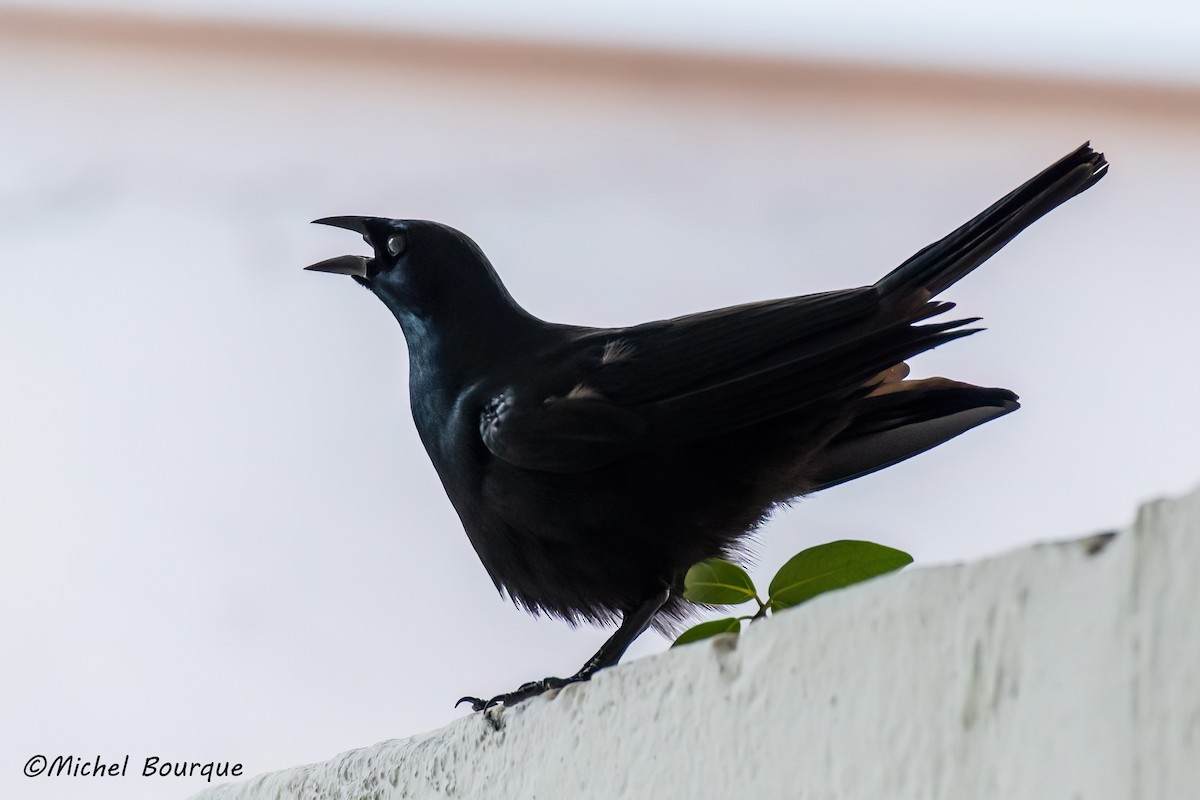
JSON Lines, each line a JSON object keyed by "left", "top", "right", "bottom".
{"left": 307, "top": 143, "right": 1107, "bottom": 710}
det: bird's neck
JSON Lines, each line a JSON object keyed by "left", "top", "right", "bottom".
{"left": 399, "top": 297, "right": 543, "bottom": 466}
{"left": 392, "top": 293, "right": 543, "bottom": 392}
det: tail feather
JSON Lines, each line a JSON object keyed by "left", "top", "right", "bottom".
{"left": 809, "top": 144, "right": 1105, "bottom": 491}
{"left": 810, "top": 384, "right": 1020, "bottom": 491}
{"left": 876, "top": 143, "right": 1108, "bottom": 300}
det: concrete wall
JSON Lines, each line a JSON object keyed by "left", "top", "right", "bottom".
{"left": 194, "top": 482, "right": 1200, "bottom": 799}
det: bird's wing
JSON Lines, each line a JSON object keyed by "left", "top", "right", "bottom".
{"left": 480, "top": 288, "right": 970, "bottom": 472}
{"left": 479, "top": 386, "right": 647, "bottom": 473}
{"left": 592, "top": 288, "right": 976, "bottom": 445}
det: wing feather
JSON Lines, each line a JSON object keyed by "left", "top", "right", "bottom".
{"left": 481, "top": 288, "right": 973, "bottom": 470}
{"left": 480, "top": 388, "right": 645, "bottom": 472}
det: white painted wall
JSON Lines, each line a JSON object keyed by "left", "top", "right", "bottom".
{"left": 2, "top": 13, "right": 1199, "bottom": 800}
{"left": 194, "top": 483, "right": 1200, "bottom": 799}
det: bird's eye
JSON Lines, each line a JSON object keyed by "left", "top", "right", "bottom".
{"left": 386, "top": 234, "right": 405, "bottom": 257}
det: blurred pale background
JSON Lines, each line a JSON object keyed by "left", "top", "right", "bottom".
{"left": 2, "top": 2, "right": 1198, "bottom": 798}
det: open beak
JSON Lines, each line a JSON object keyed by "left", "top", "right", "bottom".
{"left": 311, "top": 216, "right": 377, "bottom": 236}
{"left": 304, "top": 254, "right": 370, "bottom": 279}
{"left": 306, "top": 216, "right": 383, "bottom": 278}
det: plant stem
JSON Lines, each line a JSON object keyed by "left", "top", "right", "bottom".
{"left": 750, "top": 595, "right": 768, "bottom": 623}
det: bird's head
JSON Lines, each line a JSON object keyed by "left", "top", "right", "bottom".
{"left": 306, "top": 217, "right": 518, "bottom": 330}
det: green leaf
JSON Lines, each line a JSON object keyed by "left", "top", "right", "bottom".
{"left": 682, "top": 558, "right": 757, "bottom": 605}
{"left": 671, "top": 617, "right": 742, "bottom": 647}
{"left": 767, "top": 540, "right": 913, "bottom": 610}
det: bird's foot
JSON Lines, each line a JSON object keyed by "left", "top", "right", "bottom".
{"left": 454, "top": 589, "right": 671, "bottom": 713}
{"left": 456, "top": 674, "right": 582, "bottom": 712}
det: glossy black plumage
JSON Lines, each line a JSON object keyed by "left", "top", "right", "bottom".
{"left": 307, "top": 143, "right": 1107, "bottom": 708}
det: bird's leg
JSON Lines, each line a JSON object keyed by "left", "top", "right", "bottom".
{"left": 457, "top": 587, "right": 671, "bottom": 712}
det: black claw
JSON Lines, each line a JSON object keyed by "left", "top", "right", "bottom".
{"left": 456, "top": 674, "right": 589, "bottom": 712}
{"left": 456, "top": 696, "right": 487, "bottom": 711}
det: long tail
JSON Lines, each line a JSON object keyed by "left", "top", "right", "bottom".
{"left": 809, "top": 144, "right": 1106, "bottom": 491}
{"left": 875, "top": 143, "right": 1108, "bottom": 300}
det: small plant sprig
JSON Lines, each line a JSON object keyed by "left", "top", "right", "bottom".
{"left": 672, "top": 540, "right": 913, "bottom": 647}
